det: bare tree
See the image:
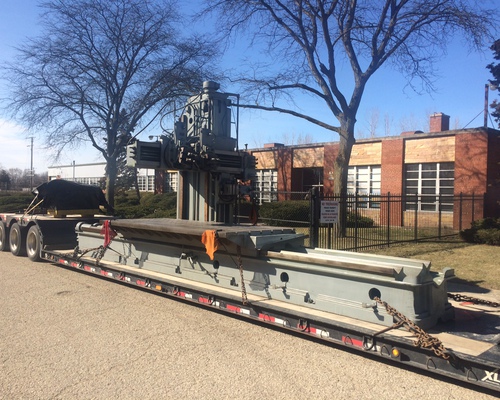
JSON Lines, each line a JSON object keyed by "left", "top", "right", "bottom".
{"left": 2, "top": 0, "right": 217, "bottom": 207}
{"left": 204, "top": 0, "right": 497, "bottom": 203}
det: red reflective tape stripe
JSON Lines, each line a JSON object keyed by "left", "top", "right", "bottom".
{"left": 226, "top": 304, "right": 240, "bottom": 312}
{"left": 259, "top": 313, "right": 275, "bottom": 322}
{"left": 309, "top": 327, "right": 318, "bottom": 334}
{"left": 199, "top": 297, "right": 211, "bottom": 304}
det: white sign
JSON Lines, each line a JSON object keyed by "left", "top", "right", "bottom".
{"left": 320, "top": 201, "right": 339, "bottom": 224}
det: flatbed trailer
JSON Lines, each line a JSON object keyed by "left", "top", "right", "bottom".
{"left": 40, "top": 245, "right": 500, "bottom": 393}
{"left": 2, "top": 216, "right": 494, "bottom": 393}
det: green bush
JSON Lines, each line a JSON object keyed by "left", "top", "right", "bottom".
{"left": 460, "top": 218, "right": 500, "bottom": 245}
{"left": 0, "top": 192, "right": 34, "bottom": 212}
{"left": 114, "top": 192, "right": 177, "bottom": 219}
{"left": 346, "top": 212, "right": 374, "bottom": 228}
{"left": 259, "top": 200, "right": 309, "bottom": 226}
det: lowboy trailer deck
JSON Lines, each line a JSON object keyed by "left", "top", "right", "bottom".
{"left": 17, "top": 217, "right": 499, "bottom": 393}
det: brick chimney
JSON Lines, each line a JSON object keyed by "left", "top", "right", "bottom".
{"left": 429, "top": 112, "right": 450, "bottom": 133}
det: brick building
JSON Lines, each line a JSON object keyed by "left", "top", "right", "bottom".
{"left": 250, "top": 113, "right": 500, "bottom": 228}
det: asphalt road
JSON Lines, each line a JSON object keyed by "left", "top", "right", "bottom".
{"left": 0, "top": 251, "right": 498, "bottom": 400}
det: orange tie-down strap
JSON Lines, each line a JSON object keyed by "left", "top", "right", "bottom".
{"left": 201, "top": 230, "right": 219, "bottom": 260}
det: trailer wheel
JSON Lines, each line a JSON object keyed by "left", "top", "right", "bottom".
{"left": 9, "top": 222, "right": 26, "bottom": 257}
{"left": 0, "top": 221, "right": 9, "bottom": 252}
{"left": 26, "top": 225, "right": 42, "bottom": 262}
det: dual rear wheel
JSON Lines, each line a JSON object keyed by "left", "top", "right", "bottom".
{"left": 0, "top": 221, "right": 42, "bottom": 261}
{"left": 0, "top": 221, "right": 9, "bottom": 252}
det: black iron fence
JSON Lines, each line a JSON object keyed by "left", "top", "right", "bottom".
{"left": 237, "top": 190, "right": 484, "bottom": 251}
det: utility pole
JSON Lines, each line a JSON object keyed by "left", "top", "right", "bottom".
{"left": 484, "top": 84, "right": 489, "bottom": 128}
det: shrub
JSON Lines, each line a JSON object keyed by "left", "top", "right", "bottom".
{"left": 0, "top": 192, "right": 34, "bottom": 212}
{"left": 460, "top": 218, "right": 500, "bottom": 245}
{"left": 346, "top": 212, "right": 374, "bottom": 228}
{"left": 114, "top": 192, "right": 177, "bottom": 219}
{"left": 259, "top": 200, "right": 309, "bottom": 226}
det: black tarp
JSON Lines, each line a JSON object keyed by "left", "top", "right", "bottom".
{"left": 33, "top": 179, "right": 113, "bottom": 213}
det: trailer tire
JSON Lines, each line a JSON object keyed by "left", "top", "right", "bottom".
{"left": 26, "top": 225, "right": 42, "bottom": 262}
{"left": 0, "top": 221, "right": 9, "bottom": 252}
{"left": 9, "top": 222, "right": 26, "bottom": 257}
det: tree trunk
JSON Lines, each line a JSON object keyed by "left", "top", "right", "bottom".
{"left": 333, "top": 118, "right": 356, "bottom": 237}
{"left": 106, "top": 157, "right": 118, "bottom": 209}
{"left": 133, "top": 167, "right": 141, "bottom": 201}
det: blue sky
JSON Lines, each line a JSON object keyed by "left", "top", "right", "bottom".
{"left": 0, "top": 0, "right": 498, "bottom": 173}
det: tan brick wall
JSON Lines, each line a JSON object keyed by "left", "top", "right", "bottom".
{"left": 293, "top": 147, "right": 324, "bottom": 168}
{"left": 404, "top": 136, "right": 455, "bottom": 163}
{"left": 349, "top": 142, "right": 382, "bottom": 165}
{"left": 403, "top": 211, "right": 454, "bottom": 230}
{"left": 252, "top": 150, "right": 277, "bottom": 169}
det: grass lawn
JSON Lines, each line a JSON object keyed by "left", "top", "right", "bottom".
{"left": 365, "top": 238, "right": 500, "bottom": 291}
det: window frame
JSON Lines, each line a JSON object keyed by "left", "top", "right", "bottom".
{"left": 253, "top": 169, "right": 278, "bottom": 203}
{"left": 347, "top": 165, "right": 381, "bottom": 209}
{"left": 404, "top": 162, "right": 454, "bottom": 212}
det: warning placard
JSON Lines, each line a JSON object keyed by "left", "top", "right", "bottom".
{"left": 320, "top": 200, "right": 339, "bottom": 224}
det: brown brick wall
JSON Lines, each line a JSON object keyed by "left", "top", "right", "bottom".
{"left": 454, "top": 132, "right": 488, "bottom": 194}
{"left": 323, "top": 143, "right": 338, "bottom": 194}
{"left": 276, "top": 147, "right": 293, "bottom": 199}
{"left": 486, "top": 132, "right": 500, "bottom": 216}
{"left": 381, "top": 139, "right": 404, "bottom": 194}
{"left": 380, "top": 139, "right": 404, "bottom": 226}
{"left": 453, "top": 132, "right": 489, "bottom": 227}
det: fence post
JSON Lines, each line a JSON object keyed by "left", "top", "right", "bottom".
{"left": 386, "top": 192, "right": 391, "bottom": 247}
{"left": 471, "top": 192, "right": 475, "bottom": 223}
{"left": 327, "top": 223, "right": 332, "bottom": 249}
{"left": 459, "top": 192, "right": 463, "bottom": 231}
{"left": 309, "top": 187, "right": 320, "bottom": 248}
{"left": 414, "top": 193, "right": 419, "bottom": 242}
{"left": 354, "top": 193, "right": 359, "bottom": 251}
{"left": 438, "top": 194, "right": 442, "bottom": 239}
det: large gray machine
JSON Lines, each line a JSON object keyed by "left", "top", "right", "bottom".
{"left": 127, "top": 81, "right": 254, "bottom": 222}
{"left": 120, "top": 82, "right": 455, "bottom": 329}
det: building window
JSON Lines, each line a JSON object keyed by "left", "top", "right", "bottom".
{"left": 72, "top": 177, "right": 102, "bottom": 186}
{"left": 404, "top": 162, "right": 454, "bottom": 212}
{"left": 137, "top": 176, "right": 147, "bottom": 191}
{"left": 347, "top": 165, "right": 381, "bottom": 208}
{"left": 165, "top": 171, "right": 178, "bottom": 193}
{"left": 253, "top": 169, "right": 278, "bottom": 203}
